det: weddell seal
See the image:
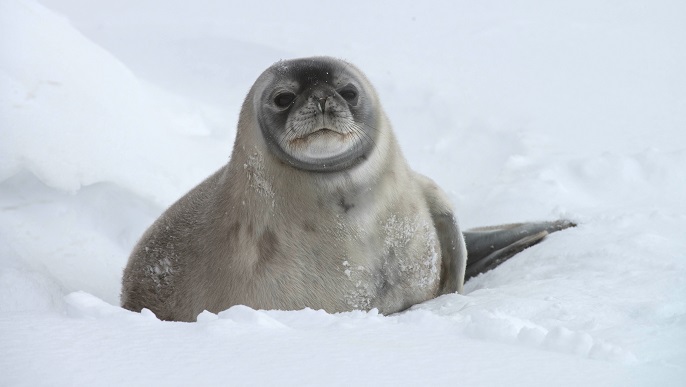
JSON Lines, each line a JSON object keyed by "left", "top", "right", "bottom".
{"left": 121, "top": 56, "right": 574, "bottom": 322}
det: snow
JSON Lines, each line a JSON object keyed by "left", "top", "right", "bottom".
{"left": 1, "top": 0, "right": 685, "bottom": 385}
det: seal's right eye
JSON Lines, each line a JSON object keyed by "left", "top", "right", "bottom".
{"left": 274, "top": 92, "right": 296, "bottom": 108}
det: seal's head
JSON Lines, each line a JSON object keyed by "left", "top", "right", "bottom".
{"left": 252, "top": 57, "right": 379, "bottom": 173}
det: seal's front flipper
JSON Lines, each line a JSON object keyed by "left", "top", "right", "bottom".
{"left": 463, "top": 220, "right": 575, "bottom": 280}
{"left": 415, "top": 173, "right": 468, "bottom": 294}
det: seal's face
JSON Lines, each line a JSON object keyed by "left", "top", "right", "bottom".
{"left": 255, "top": 57, "right": 378, "bottom": 172}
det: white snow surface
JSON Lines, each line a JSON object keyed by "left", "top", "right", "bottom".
{"left": 1, "top": 0, "right": 685, "bottom": 385}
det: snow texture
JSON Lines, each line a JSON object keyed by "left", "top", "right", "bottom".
{"left": 1, "top": 0, "right": 685, "bottom": 386}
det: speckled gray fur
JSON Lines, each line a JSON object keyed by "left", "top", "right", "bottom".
{"left": 121, "top": 57, "right": 465, "bottom": 321}
{"left": 121, "top": 57, "right": 573, "bottom": 322}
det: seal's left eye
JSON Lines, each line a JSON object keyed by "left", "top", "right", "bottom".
{"left": 339, "top": 89, "right": 357, "bottom": 101}
{"left": 274, "top": 92, "right": 296, "bottom": 108}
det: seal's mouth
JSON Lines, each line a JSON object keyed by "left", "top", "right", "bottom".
{"left": 289, "top": 128, "right": 352, "bottom": 146}
{"left": 311, "top": 127, "right": 346, "bottom": 135}
{"left": 305, "top": 128, "right": 340, "bottom": 138}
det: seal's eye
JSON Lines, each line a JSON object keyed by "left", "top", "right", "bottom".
{"left": 337, "top": 84, "right": 359, "bottom": 105}
{"left": 274, "top": 92, "right": 296, "bottom": 108}
{"left": 339, "top": 89, "right": 357, "bottom": 101}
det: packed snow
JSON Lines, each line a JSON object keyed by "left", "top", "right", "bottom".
{"left": 1, "top": 0, "right": 685, "bottom": 385}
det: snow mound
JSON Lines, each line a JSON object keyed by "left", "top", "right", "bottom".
{"left": 0, "top": 0, "right": 230, "bottom": 204}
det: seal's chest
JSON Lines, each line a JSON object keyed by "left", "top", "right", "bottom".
{"left": 328, "top": 212, "right": 442, "bottom": 312}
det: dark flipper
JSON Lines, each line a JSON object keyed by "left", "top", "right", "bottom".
{"left": 463, "top": 220, "right": 575, "bottom": 280}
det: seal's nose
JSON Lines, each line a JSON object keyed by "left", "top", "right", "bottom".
{"left": 309, "top": 86, "right": 335, "bottom": 113}
{"left": 315, "top": 96, "right": 327, "bottom": 112}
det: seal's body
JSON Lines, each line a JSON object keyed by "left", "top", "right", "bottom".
{"left": 121, "top": 57, "right": 572, "bottom": 322}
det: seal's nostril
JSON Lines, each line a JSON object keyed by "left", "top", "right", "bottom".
{"left": 315, "top": 97, "right": 327, "bottom": 112}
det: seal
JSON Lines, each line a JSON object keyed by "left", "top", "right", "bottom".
{"left": 121, "top": 57, "right": 574, "bottom": 322}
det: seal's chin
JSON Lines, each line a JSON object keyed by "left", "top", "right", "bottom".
{"left": 287, "top": 128, "right": 357, "bottom": 161}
